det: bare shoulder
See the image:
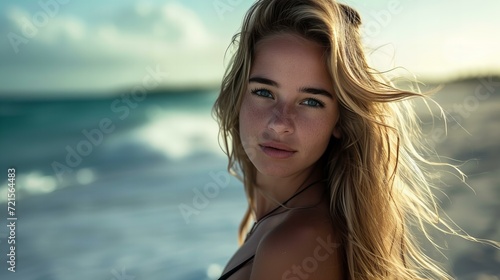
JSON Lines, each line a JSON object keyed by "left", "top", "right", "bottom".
{"left": 250, "top": 206, "right": 343, "bottom": 280}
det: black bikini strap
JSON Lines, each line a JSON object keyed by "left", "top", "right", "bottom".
{"left": 282, "top": 179, "right": 324, "bottom": 206}
{"left": 256, "top": 179, "right": 325, "bottom": 222}
{"left": 218, "top": 255, "right": 255, "bottom": 280}
{"left": 218, "top": 179, "right": 325, "bottom": 279}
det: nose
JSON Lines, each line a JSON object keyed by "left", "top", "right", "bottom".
{"left": 267, "top": 103, "right": 295, "bottom": 135}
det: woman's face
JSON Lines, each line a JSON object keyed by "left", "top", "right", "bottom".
{"left": 239, "top": 33, "right": 341, "bottom": 179}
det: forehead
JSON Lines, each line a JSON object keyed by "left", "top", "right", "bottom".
{"left": 254, "top": 33, "right": 326, "bottom": 58}
{"left": 250, "top": 33, "right": 333, "bottom": 89}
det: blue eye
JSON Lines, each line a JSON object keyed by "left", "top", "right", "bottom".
{"left": 301, "top": 98, "right": 324, "bottom": 108}
{"left": 251, "top": 88, "right": 273, "bottom": 99}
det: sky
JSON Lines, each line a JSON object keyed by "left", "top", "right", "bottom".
{"left": 0, "top": 0, "right": 499, "bottom": 95}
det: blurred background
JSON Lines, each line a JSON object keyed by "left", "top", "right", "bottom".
{"left": 0, "top": 0, "right": 499, "bottom": 279}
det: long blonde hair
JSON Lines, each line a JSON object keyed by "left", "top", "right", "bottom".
{"left": 213, "top": 0, "right": 496, "bottom": 279}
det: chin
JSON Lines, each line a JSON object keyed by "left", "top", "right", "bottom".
{"left": 253, "top": 160, "right": 300, "bottom": 178}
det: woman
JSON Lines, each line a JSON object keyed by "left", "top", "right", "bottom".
{"left": 213, "top": 0, "right": 491, "bottom": 279}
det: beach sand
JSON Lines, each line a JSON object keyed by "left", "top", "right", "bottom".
{"left": 415, "top": 77, "right": 500, "bottom": 279}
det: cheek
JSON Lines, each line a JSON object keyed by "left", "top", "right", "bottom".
{"left": 240, "top": 95, "right": 269, "bottom": 129}
{"left": 298, "top": 116, "right": 335, "bottom": 150}
{"left": 239, "top": 97, "right": 267, "bottom": 161}
{"left": 239, "top": 96, "right": 261, "bottom": 139}
{"left": 239, "top": 97, "right": 251, "bottom": 133}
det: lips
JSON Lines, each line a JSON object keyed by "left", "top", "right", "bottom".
{"left": 259, "top": 142, "right": 296, "bottom": 159}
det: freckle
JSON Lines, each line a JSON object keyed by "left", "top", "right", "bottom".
{"left": 263, "top": 131, "right": 270, "bottom": 140}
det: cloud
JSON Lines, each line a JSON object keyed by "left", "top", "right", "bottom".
{"left": 6, "top": 6, "right": 86, "bottom": 44}
{"left": 360, "top": 1, "right": 500, "bottom": 80}
{"left": 1, "top": 2, "right": 225, "bottom": 93}
{"left": 161, "top": 2, "right": 213, "bottom": 47}
{"left": 86, "top": 1, "right": 216, "bottom": 56}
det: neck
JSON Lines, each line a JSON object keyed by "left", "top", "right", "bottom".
{"left": 252, "top": 164, "right": 325, "bottom": 221}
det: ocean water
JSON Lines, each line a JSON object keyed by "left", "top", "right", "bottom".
{"left": 0, "top": 90, "right": 247, "bottom": 280}
{"left": 0, "top": 81, "right": 499, "bottom": 280}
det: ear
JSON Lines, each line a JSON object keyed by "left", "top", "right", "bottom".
{"left": 332, "top": 125, "right": 341, "bottom": 139}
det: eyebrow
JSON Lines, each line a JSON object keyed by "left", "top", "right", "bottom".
{"left": 248, "top": 77, "right": 278, "bottom": 87}
{"left": 249, "top": 76, "right": 333, "bottom": 99}
{"left": 299, "top": 87, "right": 333, "bottom": 99}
